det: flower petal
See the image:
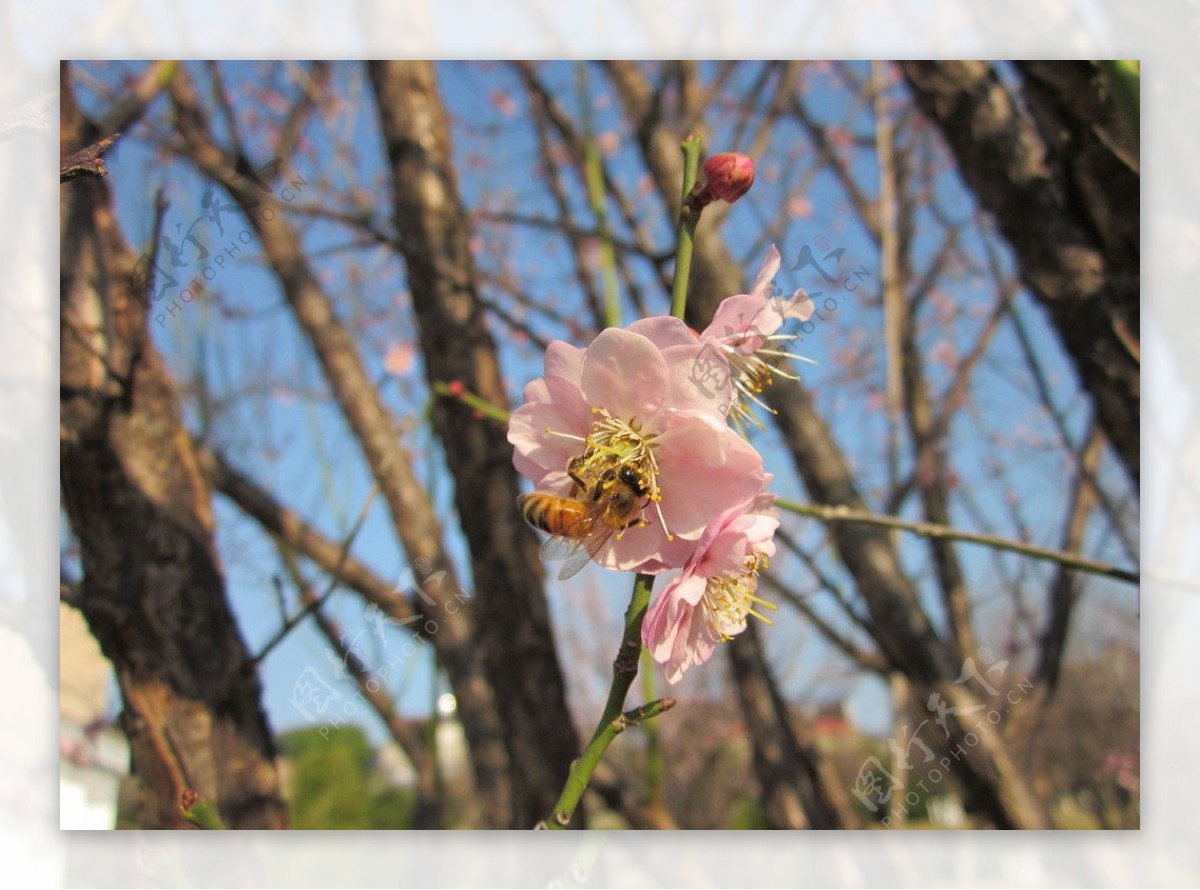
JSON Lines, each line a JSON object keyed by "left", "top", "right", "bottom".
{"left": 595, "top": 517, "right": 671, "bottom": 573}
{"left": 544, "top": 339, "right": 584, "bottom": 383}
{"left": 780, "top": 289, "right": 815, "bottom": 322}
{"left": 507, "top": 392, "right": 588, "bottom": 486}
{"left": 749, "top": 244, "right": 782, "bottom": 300}
{"left": 703, "top": 293, "right": 783, "bottom": 353}
{"left": 654, "top": 412, "right": 766, "bottom": 539}
{"left": 662, "top": 343, "right": 732, "bottom": 416}
{"left": 580, "top": 328, "right": 669, "bottom": 421}
{"left": 625, "top": 316, "right": 699, "bottom": 349}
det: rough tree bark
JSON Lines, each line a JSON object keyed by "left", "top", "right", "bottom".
{"left": 59, "top": 64, "right": 287, "bottom": 829}
{"left": 901, "top": 60, "right": 1139, "bottom": 487}
{"left": 367, "top": 60, "right": 580, "bottom": 828}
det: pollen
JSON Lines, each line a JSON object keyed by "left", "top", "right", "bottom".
{"left": 700, "top": 553, "right": 777, "bottom": 641}
{"left": 714, "top": 333, "right": 816, "bottom": 434}
{"left": 565, "top": 407, "right": 673, "bottom": 540}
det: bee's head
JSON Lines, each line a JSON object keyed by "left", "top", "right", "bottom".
{"left": 618, "top": 465, "right": 650, "bottom": 497}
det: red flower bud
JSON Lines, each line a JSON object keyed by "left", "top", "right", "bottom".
{"left": 446, "top": 380, "right": 466, "bottom": 397}
{"left": 701, "top": 152, "right": 755, "bottom": 203}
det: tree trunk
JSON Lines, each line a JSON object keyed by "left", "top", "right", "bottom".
{"left": 727, "top": 626, "right": 852, "bottom": 828}
{"left": 901, "top": 60, "right": 1139, "bottom": 487}
{"left": 368, "top": 60, "right": 580, "bottom": 828}
{"left": 59, "top": 65, "right": 287, "bottom": 829}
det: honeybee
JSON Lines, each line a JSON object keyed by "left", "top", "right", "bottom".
{"left": 518, "top": 462, "right": 650, "bottom": 580}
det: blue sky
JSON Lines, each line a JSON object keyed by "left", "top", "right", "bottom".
{"left": 67, "top": 60, "right": 1138, "bottom": 747}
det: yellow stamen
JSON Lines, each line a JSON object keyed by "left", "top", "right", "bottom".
{"left": 700, "top": 555, "right": 775, "bottom": 641}
{"left": 548, "top": 407, "right": 671, "bottom": 539}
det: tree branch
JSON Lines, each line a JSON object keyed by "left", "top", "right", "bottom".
{"left": 60, "top": 133, "right": 120, "bottom": 182}
{"left": 776, "top": 499, "right": 1137, "bottom": 585}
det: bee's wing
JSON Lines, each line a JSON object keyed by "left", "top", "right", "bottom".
{"left": 539, "top": 512, "right": 616, "bottom": 581}
{"left": 540, "top": 532, "right": 584, "bottom": 564}
{"left": 556, "top": 540, "right": 598, "bottom": 581}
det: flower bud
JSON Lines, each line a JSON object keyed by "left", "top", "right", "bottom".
{"left": 702, "top": 152, "right": 755, "bottom": 203}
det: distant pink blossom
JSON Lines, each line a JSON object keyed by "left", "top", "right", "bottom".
{"left": 384, "top": 342, "right": 415, "bottom": 376}
{"left": 642, "top": 496, "right": 779, "bottom": 684}
{"left": 596, "top": 130, "right": 621, "bottom": 157}
{"left": 787, "top": 196, "right": 813, "bottom": 219}
{"left": 489, "top": 88, "right": 518, "bottom": 117}
{"left": 930, "top": 340, "right": 959, "bottom": 370}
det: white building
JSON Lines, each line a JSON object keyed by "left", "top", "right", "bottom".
{"left": 59, "top": 603, "right": 127, "bottom": 830}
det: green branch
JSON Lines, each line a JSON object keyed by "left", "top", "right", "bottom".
{"left": 576, "top": 63, "right": 622, "bottom": 329}
{"left": 775, "top": 498, "right": 1138, "bottom": 585}
{"left": 640, "top": 647, "right": 665, "bottom": 807}
{"left": 431, "top": 381, "right": 510, "bottom": 423}
{"left": 540, "top": 573, "right": 661, "bottom": 829}
{"left": 670, "top": 136, "right": 704, "bottom": 320}
{"left": 181, "top": 797, "right": 227, "bottom": 829}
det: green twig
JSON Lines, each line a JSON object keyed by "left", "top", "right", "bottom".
{"left": 640, "top": 647, "right": 665, "bottom": 808}
{"left": 775, "top": 498, "right": 1138, "bottom": 585}
{"left": 670, "top": 136, "right": 704, "bottom": 320}
{"left": 181, "top": 798, "right": 227, "bottom": 830}
{"left": 576, "top": 62, "right": 622, "bottom": 328}
{"left": 432, "top": 381, "right": 510, "bottom": 424}
{"left": 540, "top": 573, "right": 659, "bottom": 829}
{"left": 1100, "top": 60, "right": 1140, "bottom": 157}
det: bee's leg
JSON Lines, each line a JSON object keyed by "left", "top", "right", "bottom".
{"left": 590, "top": 468, "right": 618, "bottom": 502}
{"left": 566, "top": 454, "right": 590, "bottom": 495}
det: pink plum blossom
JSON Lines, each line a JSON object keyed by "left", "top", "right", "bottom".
{"left": 508, "top": 327, "right": 766, "bottom": 575}
{"left": 698, "top": 246, "right": 815, "bottom": 423}
{"left": 703, "top": 245, "right": 814, "bottom": 352}
{"left": 641, "top": 496, "right": 780, "bottom": 684}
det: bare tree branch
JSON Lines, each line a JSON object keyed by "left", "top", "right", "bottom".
{"left": 726, "top": 623, "right": 856, "bottom": 828}
{"left": 60, "top": 132, "right": 120, "bottom": 182}
{"left": 777, "top": 499, "right": 1137, "bottom": 585}
{"left": 277, "top": 551, "right": 441, "bottom": 826}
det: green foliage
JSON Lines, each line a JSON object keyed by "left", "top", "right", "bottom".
{"left": 277, "top": 725, "right": 416, "bottom": 829}
{"left": 725, "top": 794, "right": 769, "bottom": 829}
